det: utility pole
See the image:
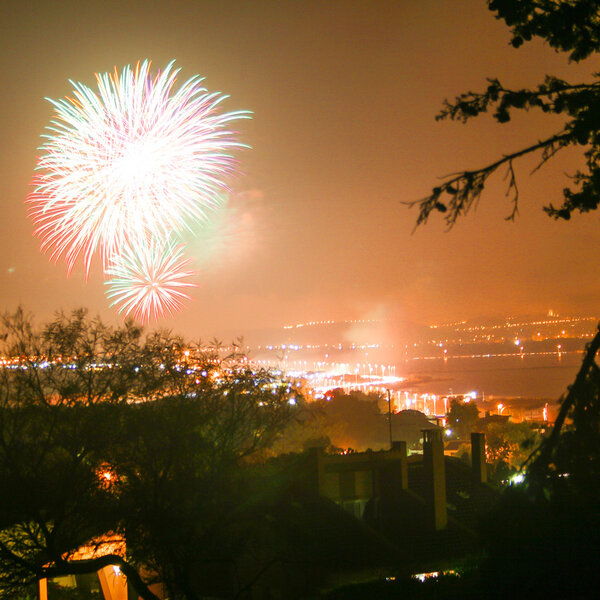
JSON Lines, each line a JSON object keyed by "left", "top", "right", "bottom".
{"left": 387, "top": 388, "right": 393, "bottom": 449}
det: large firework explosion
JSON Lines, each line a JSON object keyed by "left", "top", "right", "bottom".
{"left": 27, "top": 60, "right": 249, "bottom": 322}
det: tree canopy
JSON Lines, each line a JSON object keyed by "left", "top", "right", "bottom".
{"left": 0, "top": 308, "right": 301, "bottom": 600}
{"left": 446, "top": 398, "right": 479, "bottom": 440}
{"left": 413, "top": 0, "right": 600, "bottom": 227}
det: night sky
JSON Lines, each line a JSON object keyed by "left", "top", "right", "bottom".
{"left": 1, "top": 1, "right": 599, "bottom": 338}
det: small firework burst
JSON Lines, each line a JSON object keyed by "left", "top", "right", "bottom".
{"left": 105, "top": 239, "right": 196, "bottom": 323}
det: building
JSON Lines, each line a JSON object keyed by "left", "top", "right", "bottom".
{"left": 41, "top": 432, "right": 497, "bottom": 599}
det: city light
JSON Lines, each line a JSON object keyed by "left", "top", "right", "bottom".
{"left": 510, "top": 473, "right": 525, "bottom": 485}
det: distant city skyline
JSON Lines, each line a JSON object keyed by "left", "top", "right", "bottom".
{"left": 2, "top": 1, "right": 600, "bottom": 339}
{"left": 245, "top": 310, "right": 593, "bottom": 399}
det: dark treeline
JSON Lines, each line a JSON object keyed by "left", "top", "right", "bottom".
{"left": 0, "top": 308, "right": 300, "bottom": 600}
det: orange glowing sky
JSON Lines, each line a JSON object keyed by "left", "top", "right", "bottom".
{"left": 1, "top": 1, "right": 599, "bottom": 337}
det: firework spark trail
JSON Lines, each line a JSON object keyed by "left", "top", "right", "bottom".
{"left": 105, "top": 238, "right": 196, "bottom": 323}
{"left": 27, "top": 60, "right": 249, "bottom": 321}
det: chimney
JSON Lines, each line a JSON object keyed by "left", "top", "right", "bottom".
{"left": 471, "top": 432, "right": 487, "bottom": 483}
{"left": 391, "top": 440, "right": 408, "bottom": 491}
{"left": 422, "top": 429, "right": 447, "bottom": 530}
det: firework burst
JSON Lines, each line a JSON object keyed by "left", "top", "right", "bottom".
{"left": 27, "top": 60, "right": 249, "bottom": 321}
{"left": 105, "top": 239, "right": 196, "bottom": 323}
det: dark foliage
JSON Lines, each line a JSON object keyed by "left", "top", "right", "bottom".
{"left": 0, "top": 308, "right": 299, "bottom": 600}
{"left": 480, "top": 485, "right": 600, "bottom": 599}
{"left": 489, "top": 0, "right": 600, "bottom": 61}
{"left": 480, "top": 326, "right": 600, "bottom": 598}
{"left": 313, "top": 389, "right": 388, "bottom": 450}
{"left": 412, "top": 0, "right": 600, "bottom": 227}
{"left": 446, "top": 398, "right": 479, "bottom": 441}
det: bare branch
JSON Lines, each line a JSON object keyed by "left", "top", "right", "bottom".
{"left": 504, "top": 160, "right": 519, "bottom": 221}
{"left": 408, "top": 131, "right": 571, "bottom": 228}
{"left": 523, "top": 323, "right": 600, "bottom": 497}
{"left": 43, "top": 555, "right": 161, "bottom": 600}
